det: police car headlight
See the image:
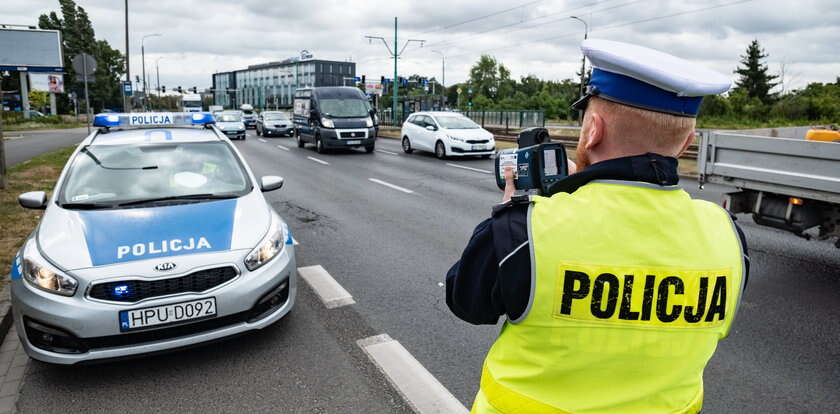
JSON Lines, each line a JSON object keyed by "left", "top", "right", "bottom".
{"left": 320, "top": 117, "right": 335, "bottom": 128}
{"left": 244, "top": 221, "right": 288, "bottom": 271}
{"left": 365, "top": 117, "right": 374, "bottom": 127}
{"left": 21, "top": 249, "right": 77, "bottom": 297}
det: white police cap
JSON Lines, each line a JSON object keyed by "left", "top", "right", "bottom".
{"left": 573, "top": 39, "right": 731, "bottom": 117}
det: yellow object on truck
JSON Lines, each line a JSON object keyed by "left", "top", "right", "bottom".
{"left": 805, "top": 129, "right": 840, "bottom": 142}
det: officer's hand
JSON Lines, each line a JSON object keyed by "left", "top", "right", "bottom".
{"left": 502, "top": 166, "right": 516, "bottom": 202}
{"left": 568, "top": 158, "right": 577, "bottom": 174}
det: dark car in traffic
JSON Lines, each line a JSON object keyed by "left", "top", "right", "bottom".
{"left": 257, "top": 111, "right": 294, "bottom": 137}
{"left": 292, "top": 87, "right": 378, "bottom": 153}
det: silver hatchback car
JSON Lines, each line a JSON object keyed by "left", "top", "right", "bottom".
{"left": 10, "top": 112, "right": 296, "bottom": 364}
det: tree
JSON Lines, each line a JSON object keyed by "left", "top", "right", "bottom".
{"left": 38, "top": 0, "right": 125, "bottom": 113}
{"left": 734, "top": 39, "right": 779, "bottom": 105}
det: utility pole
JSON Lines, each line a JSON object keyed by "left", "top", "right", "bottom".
{"left": 123, "top": 0, "right": 130, "bottom": 112}
{"left": 0, "top": 72, "right": 7, "bottom": 189}
{"left": 155, "top": 57, "right": 163, "bottom": 110}
{"left": 141, "top": 33, "right": 161, "bottom": 111}
{"left": 571, "top": 16, "right": 588, "bottom": 123}
{"left": 432, "top": 50, "right": 445, "bottom": 106}
{"left": 365, "top": 17, "right": 424, "bottom": 126}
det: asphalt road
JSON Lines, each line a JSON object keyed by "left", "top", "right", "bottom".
{"left": 2, "top": 127, "right": 90, "bottom": 167}
{"left": 12, "top": 128, "right": 840, "bottom": 413}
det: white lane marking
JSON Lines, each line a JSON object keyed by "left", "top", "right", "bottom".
{"left": 446, "top": 163, "right": 493, "bottom": 174}
{"left": 298, "top": 265, "right": 355, "bottom": 309}
{"left": 276, "top": 144, "right": 290, "bottom": 151}
{"left": 307, "top": 156, "right": 330, "bottom": 165}
{"left": 258, "top": 138, "right": 267, "bottom": 143}
{"left": 358, "top": 334, "right": 469, "bottom": 414}
{"left": 368, "top": 178, "right": 414, "bottom": 194}
{"left": 376, "top": 149, "right": 399, "bottom": 155}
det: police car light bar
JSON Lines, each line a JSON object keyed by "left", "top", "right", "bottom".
{"left": 93, "top": 112, "right": 216, "bottom": 128}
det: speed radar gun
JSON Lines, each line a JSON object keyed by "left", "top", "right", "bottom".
{"left": 494, "top": 127, "right": 569, "bottom": 195}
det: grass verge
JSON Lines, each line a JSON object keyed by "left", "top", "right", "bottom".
{"left": 4, "top": 121, "right": 87, "bottom": 132}
{"left": 0, "top": 146, "right": 76, "bottom": 291}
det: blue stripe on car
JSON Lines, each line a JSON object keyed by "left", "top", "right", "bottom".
{"left": 78, "top": 199, "right": 237, "bottom": 266}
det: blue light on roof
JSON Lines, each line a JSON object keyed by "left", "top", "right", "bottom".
{"left": 93, "top": 112, "right": 216, "bottom": 128}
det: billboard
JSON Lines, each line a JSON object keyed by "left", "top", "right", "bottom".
{"left": 0, "top": 28, "right": 63, "bottom": 70}
{"left": 29, "top": 73, "right": 64, "bottom": 93}
{"left": 365, "top": 83, "right": 384, "bottom": 96}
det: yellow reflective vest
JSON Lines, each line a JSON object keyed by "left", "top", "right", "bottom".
{"left": 473, "top": 180, "right": 746, "bottom": 414}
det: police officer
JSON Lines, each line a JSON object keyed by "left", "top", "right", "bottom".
{"left": 446, "top": 39, "right": 750, "bottom": 414}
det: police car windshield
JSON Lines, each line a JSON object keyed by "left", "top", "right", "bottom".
{"left": 320, "top": 99, "right": 370, "bottom": 118}
{"left": 60, "top": 142, "right": 250, "bottom": 208}
{"left": 217, "top": 114, "right": 241, "bottom": 122}
{"left": 436, "top": 116, "right": 480, "bottom": 129}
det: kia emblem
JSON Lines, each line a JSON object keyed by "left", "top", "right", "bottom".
{"left": 154, "top": 262, "right": 177, "bottom": 272}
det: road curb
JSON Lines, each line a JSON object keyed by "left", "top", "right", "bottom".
{"left": 0, "top": 286, "right": 13, "bottom": 348}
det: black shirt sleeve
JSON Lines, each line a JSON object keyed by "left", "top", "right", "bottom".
{"left": 446, "top": 202, "right": 531, "bottom": 325}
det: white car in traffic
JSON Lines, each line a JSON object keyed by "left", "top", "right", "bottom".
{"left": 400, "top": 112, "right": 495, "bottom": 159}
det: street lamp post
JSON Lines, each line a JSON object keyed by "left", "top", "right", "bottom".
{"left": 570, "top": 16, "right": 589, "bottom": 99}
{"left": 155, "top": 57, "right": 163, "bottom": 110}
{"left": 570, "top": 16, "right": 588, "bottom": 123}
{"left": 124, "top": 0, "right": 130, "bottom": 112}
{"left": 141, "top": 33, "right": 162, "bottom": 111}
{"left": 432, "top": 50, "right": 445, "bottom": 95}
{"left": 365, "top": 18, "right": 425, "bottom": 126}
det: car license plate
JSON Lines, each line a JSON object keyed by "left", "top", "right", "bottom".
{"left": 119, "top": 297, "right": 216, "bottom": 331}
{"left": 347, "top": 140, "right": 361, "bottom": 145}
{"left": 472, "top": 144, "right": 485, "bottom": 151}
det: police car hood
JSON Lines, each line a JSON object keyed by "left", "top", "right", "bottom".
{"left": 37, "top": 192, "right": 270, "bottom": 271}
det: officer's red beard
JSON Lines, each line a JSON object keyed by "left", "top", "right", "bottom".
{"left": 575, "top": 138, "right": 592, "bottom": 171}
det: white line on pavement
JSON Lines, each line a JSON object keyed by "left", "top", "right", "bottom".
{"left": 258, "top": 138, "right": 267, "bottom": 143}
{"left": 368, "top": 178, "right": 414, "bottom": 194}
{"left": 276, "top": 144, "right": 290, "bottom": 151}
{"left": 376, "top": 149, "right": 399, "bottom": 155}
{"left": 307, "top": 156, "right": 330, "bottom": 165}
{"left": 298, "top": 265, "right": 355, "bottom": 309}
{"left": 446, "top": 163, "right": 493, "bottom": 174}
{"left": 358, "top": 334, "right": 469, "bottom": 414}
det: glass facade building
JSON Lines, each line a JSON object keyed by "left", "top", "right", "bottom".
{"left": 212, "top": 59, "right": 356, "bottom": 110}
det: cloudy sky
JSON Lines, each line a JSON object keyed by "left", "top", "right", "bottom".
{"left": 6, "top": 0, "right": 840, "bottom": 93}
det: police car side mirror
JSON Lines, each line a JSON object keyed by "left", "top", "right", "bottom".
{"left": 19, "top": 191, "right": 48, "bottom": 210}
{"left": 260, "top": 176, "right": 284, "bottom": 192}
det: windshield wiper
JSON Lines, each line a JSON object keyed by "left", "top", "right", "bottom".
{"left": 60, "top": 202, "right": 117, "bottom": 210}
{"left": 115, "top": 193, "right": 240, "bottom": 207}
{"left": 82, "top": 148, "right": 157, "bottom": 170}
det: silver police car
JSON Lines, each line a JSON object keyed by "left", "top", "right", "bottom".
{"left": 10, "top": 112, "right": 296, "bottom": 364}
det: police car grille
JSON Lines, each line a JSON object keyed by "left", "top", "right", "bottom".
{"left": 88, "top": 266, "right": 238, "bottom": 303}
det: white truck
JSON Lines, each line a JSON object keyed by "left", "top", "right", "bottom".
{"left": 240, "top": 104, "right": 257, "bottom": 129}
{"left": 182, "top": 94, "right": 203, "bottom": 112}
{"left": 699, "top": 130, "right": 840, "bottom": 248}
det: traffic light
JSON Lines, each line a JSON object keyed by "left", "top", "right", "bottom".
{"left": 361, "top": 75, "right": 366, "bottom": 84}
{"left": 381, "top": 76, "right": 385, "bottom": 84}
{"left": 176, "top": 86, "right": 183, "bottom": 94}
{"left": 161, "top": 85, "right": 166, "bottom": 93}
{"left": 191, "top": 86, "right": 197, "bottom": 94}
{"left": 468, "top": 97, "right": 473, "bottom": 107}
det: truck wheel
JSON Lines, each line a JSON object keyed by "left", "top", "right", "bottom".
{"left": 296, "top": 130, "right": 305, "bottom": 148}
{"left": 435, "top": 141, "right": 447, "bottom": 160}
{"left": 365, "top": 144, "right": 375, "bottom": 153}
{"left": 315, "top": 135, "right": 325, "bottom": 153}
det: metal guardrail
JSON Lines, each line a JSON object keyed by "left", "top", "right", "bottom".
{"left": 375, "top": 109, "right": 545, "bottom": 129}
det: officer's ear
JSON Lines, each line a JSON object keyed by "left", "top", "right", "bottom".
{"left": 584, "top": 111, "right": 605, "bottom": 151}
{"left": 675, "top": 130, "right": 695, "bottom": 157}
